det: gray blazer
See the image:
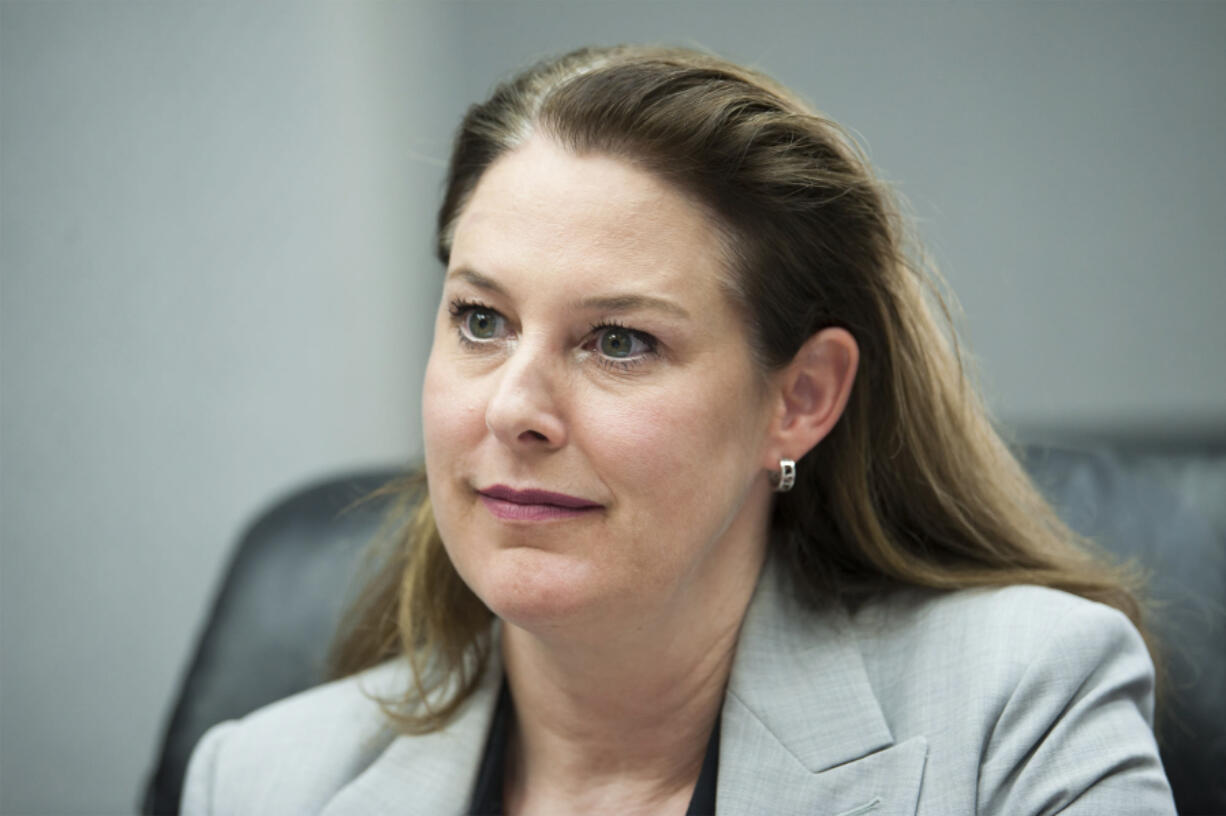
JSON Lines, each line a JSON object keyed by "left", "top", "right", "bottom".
{"left": 182, "top": 561, "right": 1176, "bottom": 815}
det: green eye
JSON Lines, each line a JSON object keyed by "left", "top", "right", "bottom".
{"left": 599, "top": 328, "right": 637, "bottom": 358}
{"left": 466, "top": 309, "right": 500, "bottom": 340}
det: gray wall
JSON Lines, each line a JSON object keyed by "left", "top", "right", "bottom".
{"left": 2, "top": 3, "right": 458, "bottom": 812}
{"left": 2, "top": 2, "right": 1223, "bottom": 812}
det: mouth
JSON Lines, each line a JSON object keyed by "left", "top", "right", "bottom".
{"left": 476, "top": 484, "right": 603, "bottom": 522}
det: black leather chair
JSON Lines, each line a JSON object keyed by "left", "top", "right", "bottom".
{"left": 142, "top": 443, "right": 1226, "bottom": 815}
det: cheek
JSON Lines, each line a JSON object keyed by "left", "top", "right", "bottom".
{"left": 421, "top": 352, "right": 485, "bottom": 570}
{"left": 421, "top": 355, "right": 449, "bottom": 468}
{"left": 587, "top": 367, "right": 765, "bottom": 526}
{"left": 422, "top": 351, "right": 485, "bottom": 462}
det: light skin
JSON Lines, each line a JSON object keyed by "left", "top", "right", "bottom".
{"left": 422, "top": 135, "right": 858, "bottom": 815}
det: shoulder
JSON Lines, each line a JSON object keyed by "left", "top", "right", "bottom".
{"left": 850, "top": 584, "right": 1151, "bottom": 710}
{"left": 851, "top": 584, "right": 1147, "bottom": 682}
{"left": 181, "top": 659, "right": 410, "bottom": 814}
{"left": 847, "top": 585, "right": 1172, "bottom": 813}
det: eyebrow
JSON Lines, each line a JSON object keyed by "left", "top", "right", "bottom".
{"left": 448, "top": 267, "right": 508, "bottom": 296}
{"left": 447, "top": 266, "right": 692, "bottom": 319}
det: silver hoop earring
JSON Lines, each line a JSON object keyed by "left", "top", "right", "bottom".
{"left": 771, "top": 459, "right": 796, "bottom": 493}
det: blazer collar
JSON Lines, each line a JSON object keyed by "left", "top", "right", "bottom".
{"left": 323, "top": 560, "right": 927, "bottom": 815}
{"left": 717, "top": 560, "right": 928, "bottom": 815}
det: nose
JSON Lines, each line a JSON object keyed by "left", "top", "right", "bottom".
{"left": 484, "top": 339, "right": 567, "bottom": 451}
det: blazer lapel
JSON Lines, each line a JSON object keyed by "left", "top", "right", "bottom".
{"left": 321, "top": 650, "right": 503, "bottom": 816}
{"left": 717, "top": 562, "right": 928, "bottom": 815}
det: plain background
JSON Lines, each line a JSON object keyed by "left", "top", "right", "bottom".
{"left": 2, "top": 2, "right": 1224, "bottom": 812}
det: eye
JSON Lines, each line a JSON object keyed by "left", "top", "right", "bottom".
{"left": 464, "top": 308, "right": 503, "bottom": 341}
{"left": 590, "top": 324, "right": 656, "bottom": 362}
{"left": 448, "top": 298, "right": 508, "bottom": 344}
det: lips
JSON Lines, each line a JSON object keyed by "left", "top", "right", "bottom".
{"left": 478, "top": 484, "right": 601, "bottom": 509}
{"left": 476, "top": 484, "right": 602, "bottom": 522}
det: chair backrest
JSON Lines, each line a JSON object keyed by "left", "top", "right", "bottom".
{"left": 140, "top": 470, "right": 399, "bottom": 815}
{"left": 1019, "top": 443, "right": 1225, "bottom": 815}
{"left": 141, "top": 446, "right": 1226, "bottom": 814}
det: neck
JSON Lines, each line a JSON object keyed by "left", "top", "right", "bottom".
{"left": 499, "top": 550, "right": 766, "bottom": 815}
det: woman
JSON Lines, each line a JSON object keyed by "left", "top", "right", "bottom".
{"left": 183, "top": 45, "right": 1175, "bottom": 814}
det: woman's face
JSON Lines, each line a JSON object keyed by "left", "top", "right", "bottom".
{"left": 423, "top": 137, "right": 778, "bottom": 632}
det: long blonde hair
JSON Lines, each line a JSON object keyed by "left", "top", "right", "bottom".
{"left": 328, "top": 45, "right": 1151, "bottom": 732}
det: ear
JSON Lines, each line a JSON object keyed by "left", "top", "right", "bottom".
{"left": 762, "top": 327, "right": 859, "bottom": 469}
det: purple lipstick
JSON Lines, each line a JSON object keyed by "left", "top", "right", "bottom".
{"left": 477, "top": 484, "right": 602, "bottom": 522}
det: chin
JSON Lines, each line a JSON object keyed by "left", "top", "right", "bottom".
{"left": 459, "top": 546, "right": 611, "bottom": 631}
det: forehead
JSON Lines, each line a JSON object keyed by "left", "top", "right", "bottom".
{"left": 448, "top": 137, "right": 733, "bottom": 302}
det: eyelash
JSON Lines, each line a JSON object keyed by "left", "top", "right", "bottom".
{"left": 447, "top": 297, "right": 497, "bottom": 351}
{"left": 446, "top": 298, "right": 658, "bottom": 371}
{"left": 585, "top": 318, "right": 658, "bottom": 371}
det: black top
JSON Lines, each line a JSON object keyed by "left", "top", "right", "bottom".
{"left": 469, "top": 678, "right": 721, "bottom": 815}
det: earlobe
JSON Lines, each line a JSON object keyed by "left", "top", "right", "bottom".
{"left": 766, "top": 327, "right": 859, "bottom": 466}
